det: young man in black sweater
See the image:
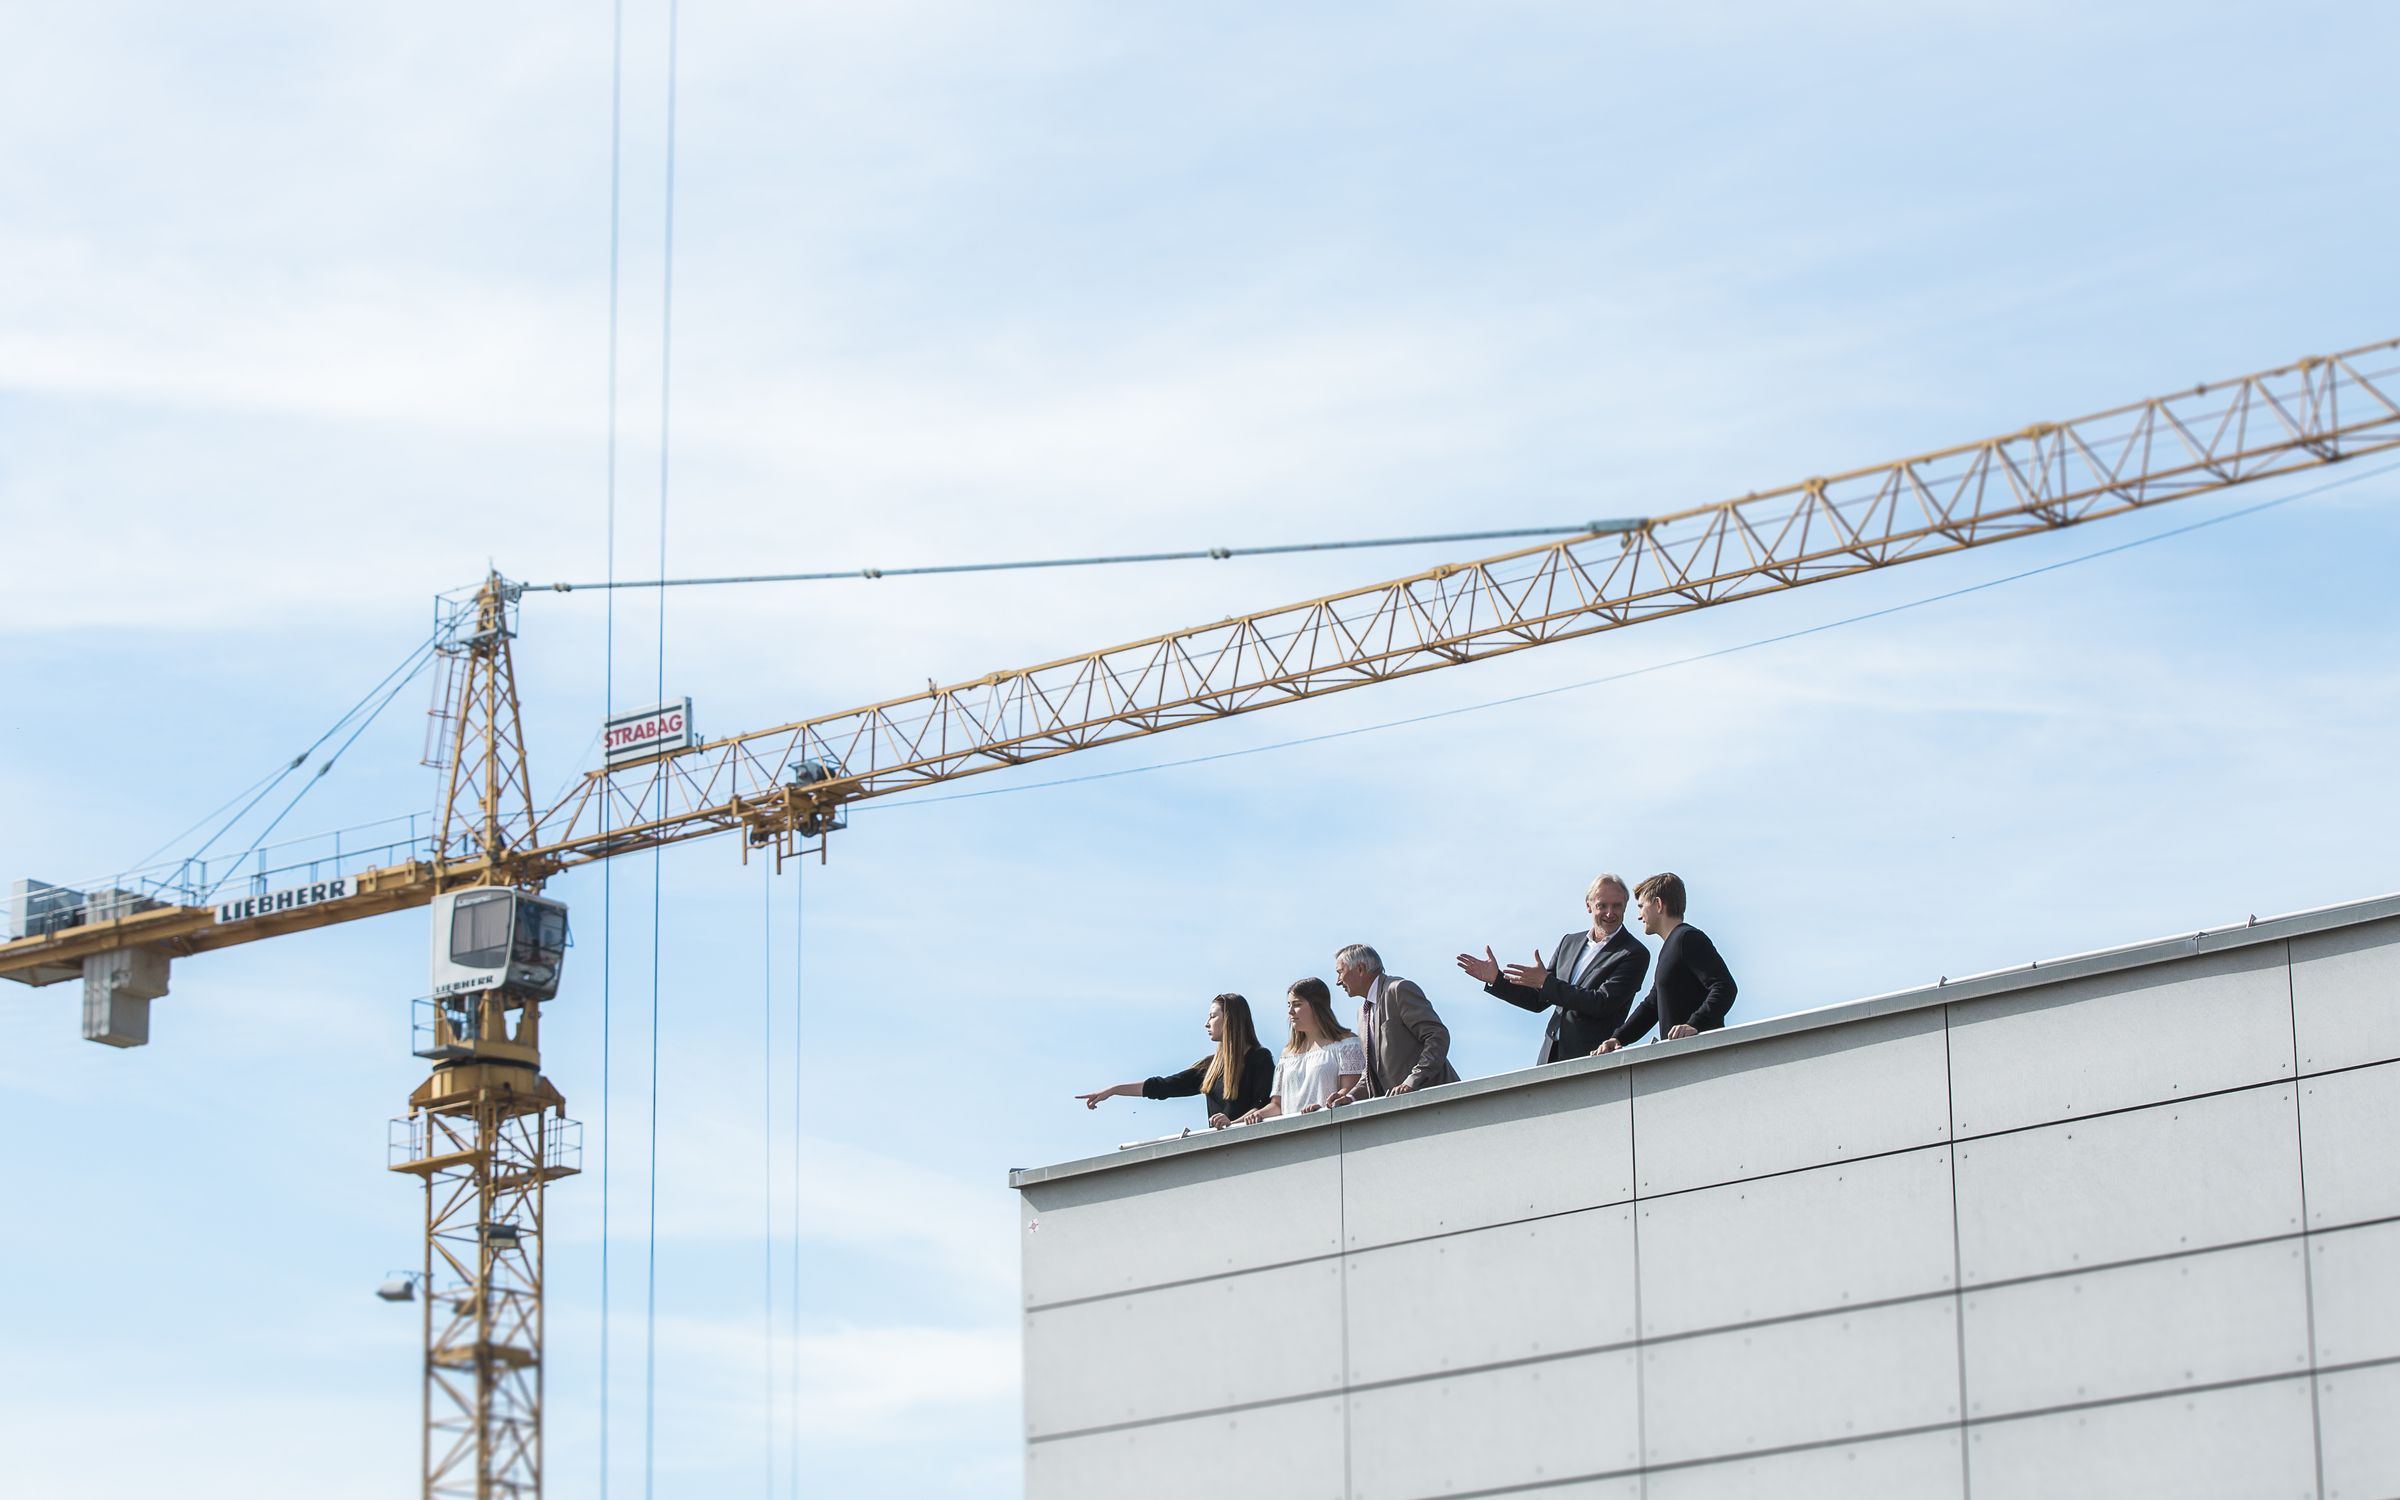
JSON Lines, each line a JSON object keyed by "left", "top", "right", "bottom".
{"left": 1593, "top": 872, "right": 1737, "bottom": 1053}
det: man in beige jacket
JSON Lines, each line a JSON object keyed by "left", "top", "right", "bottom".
{"left": 1327, "top": 943, "right": 1460, "bottom": 1103}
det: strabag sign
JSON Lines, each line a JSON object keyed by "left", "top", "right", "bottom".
{"left": 604, "top": 698, "right": 697, "bottom": 767}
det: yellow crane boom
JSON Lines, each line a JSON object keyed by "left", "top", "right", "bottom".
{"left": 12, "top": 335, "right": 2397, "bottom": 1500}
{"left": 6, "top": 336, "right": 2397, "bottom": 987}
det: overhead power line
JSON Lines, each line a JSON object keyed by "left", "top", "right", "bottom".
{"left": 531, "top": 520, "right": 1646, "bottom": 593}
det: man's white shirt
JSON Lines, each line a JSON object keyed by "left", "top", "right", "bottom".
{"left": 1572, "top": 928, "right": 1623, "bottom": 986}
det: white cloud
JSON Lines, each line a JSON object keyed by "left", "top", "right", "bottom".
{"left": 0, "top": 232, "right": 601, "bottom": 438}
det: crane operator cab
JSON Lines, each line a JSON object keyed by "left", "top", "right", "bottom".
{"left": 432, "top": 887, "right": 570, "bottom": 1003}
{"left": 418, "top": 888, "right": 571, "bottom": 1065}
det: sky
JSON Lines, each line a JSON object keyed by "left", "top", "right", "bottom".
{"left": 3, "top": 2, "right": 2397, "bottom": 1495}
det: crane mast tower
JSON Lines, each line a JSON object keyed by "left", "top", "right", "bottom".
{"left": 389, "top": 577, "right": 579, "bottom": 1499}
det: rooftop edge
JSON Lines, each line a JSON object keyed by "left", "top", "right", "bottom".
{"left": 1007, "top": 888, "right": 2400, "bottom": 1190}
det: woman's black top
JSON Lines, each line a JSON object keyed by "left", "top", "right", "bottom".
{"left": 1143, "top": 1044, "right": 1275, "bottom": 1120}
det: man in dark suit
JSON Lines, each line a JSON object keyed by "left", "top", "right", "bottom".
{"left": 1595, "top": 871, "right": 1737, "bottom": 1052}
{"left": 1326, "top": 943, "right": 1460, "bottom": 1103}
{"left": 1457, "top": 872, "right": 1651, "bottom": 1064}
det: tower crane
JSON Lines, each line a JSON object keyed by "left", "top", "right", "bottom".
{"left": 4, "top": 337, "right": 2395, "bottom": 1498}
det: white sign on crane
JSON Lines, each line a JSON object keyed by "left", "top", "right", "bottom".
{"left": 602, "top": 698, "right": 696, "bottom": 766}
{"left": 214, "top": 877, "right": 355, "bottom": 925}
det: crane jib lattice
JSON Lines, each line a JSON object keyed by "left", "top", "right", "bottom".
{"left": 525, "top": 338, "right": 2400, "bottom": 866}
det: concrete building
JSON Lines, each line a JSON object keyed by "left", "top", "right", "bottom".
{"left": 1010, "top": 896, "right": 2400, "bottom": 1499}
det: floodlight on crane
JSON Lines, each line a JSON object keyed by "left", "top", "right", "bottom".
{"left": 377, "top": 1271, "right": 424, "bottom": 1304}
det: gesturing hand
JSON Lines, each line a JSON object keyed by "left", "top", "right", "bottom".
{"left": 1076, "top": 1090, "right": 1112, "bottom": 1110}
{"left": 1455, "top": 946, "right": 1501, "bottom": 985}
{"left": 1502, "top": 949, "right": 1550, "bottom": 989}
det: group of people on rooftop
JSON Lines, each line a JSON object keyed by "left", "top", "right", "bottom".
{"left": 1077, "top": 871, "right": 1740, "bottom": 1129}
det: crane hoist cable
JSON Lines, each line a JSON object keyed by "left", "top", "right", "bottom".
{"left": 599, "top": 0, "right": 628, "bottom": 1481}
{"left": 642, "top": 5, "right": 685, "bottom": 1492}
{"left": 758, "top": 858, "right": 776, "bottom": 1495}
{"left": 786, "top": 856, "right": 804, "bottom": 1500}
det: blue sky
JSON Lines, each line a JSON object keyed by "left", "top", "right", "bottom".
{"left": 4, "top": 3, "right": 2397, "bottom": 1495}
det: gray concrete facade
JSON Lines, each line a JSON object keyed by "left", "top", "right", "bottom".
{"left": 1011, "top": 896, "right": 2400, "bottom": 1500}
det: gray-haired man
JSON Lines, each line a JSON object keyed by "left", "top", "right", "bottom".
{"left": 1458, "top": 872, "right": 1651, "bottom": 1065}
{"left": 1327, "top": 944, "right": 1460, "bottom": 1104}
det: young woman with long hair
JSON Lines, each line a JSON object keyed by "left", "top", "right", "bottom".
{"left": 1236, "top": 977, "right": 1364, "bottom": 1123}
{"left": 1076, "top": 992, "right": 1275, "bottom": 1129}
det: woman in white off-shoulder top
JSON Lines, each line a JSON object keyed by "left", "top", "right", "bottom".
{"left": 1238, "top": 977, "right": 1365, "bottom": 1122}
